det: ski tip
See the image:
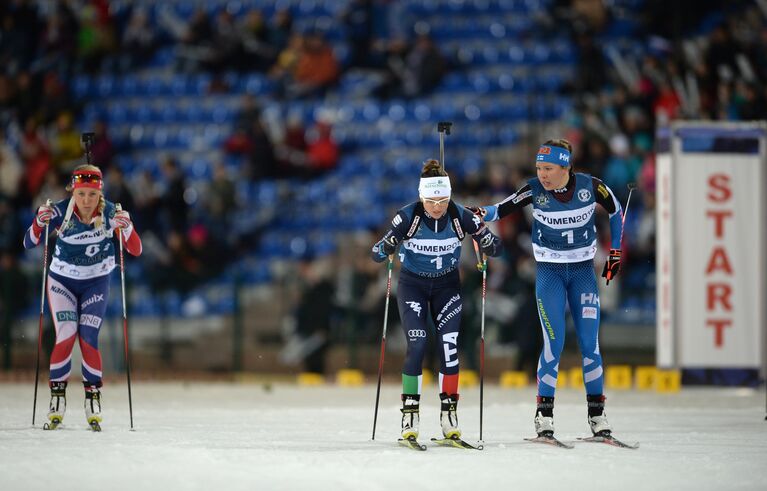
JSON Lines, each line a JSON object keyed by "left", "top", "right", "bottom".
{"left": 398, "top": 437, "right": 427, "bottom": 451}
{"left": 524, "top": 436, "right": 574, "bottom": 449}
{"left": 576, "top": 436, "right": 639, "bottom": 449}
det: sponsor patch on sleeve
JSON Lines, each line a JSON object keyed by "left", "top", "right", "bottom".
{"left": 597, "top": 183, "right": 609, "bottom": 199}
{"left": 582, "top": 306, "right": 598, "bottom": 319}
{"left": 512, "top": 189, "right": 533, "bottom": 204}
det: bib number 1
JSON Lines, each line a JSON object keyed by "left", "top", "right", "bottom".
{"left": 430, "top": 256, "right": 443, "bottom": 270}
{"left": 561, "top": 230, "right": 589, "bottom": 244}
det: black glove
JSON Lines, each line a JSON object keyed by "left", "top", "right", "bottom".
{"left": 601, "top": 248, "right": 622, "bottom": 285}
{"left": 467, "top": 206, "right": 487, "bottom": 219}
{"left": 381, "top": 235, "right": 399, "bottom": 256}
{"left": 478, "top": 230, "right": 499, "bottom": 257}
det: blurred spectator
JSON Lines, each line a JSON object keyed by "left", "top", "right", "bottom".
{"left": 34, "top": 169, "right": 67, "bottom": 205}
{"left": 0, "top": 0, "right": 41, "bottom": 73}
{"left": 158, "top": 156, "right": 188, "bottom": 233}
{"left": 603, "top": 134, "right": 640, "bottom": 204}
{"left": 207, "top": 10, "right": 240, "bottom": 72}
{"left": 187, "top": 222, "right": 226, "bottom": 280}
{"left": 130, "top": 169, "right": 160, "bottom": 234}
{"left": 0, "top": 195, "right": 22, "bottom": 254}
{"left": 238, "top": 9, "right": 276, "bottom": 72}
{"left": 285, "top": 31, "right": 340, "bottom": 99}
{"left": 653, "top": 78, "right": 682, "bottom": 122}
{"left": 0, "top": 129, "right": 23, "bottom": 201}
{"left": 19, "top": 118, "right": 51, "bottom": 200}
{"left": 268, "top": 9, "right": 294, "bottom": 54}
{"left": 49, "top": 111, "right": 82, "bottom": 174}
{"left": 286, "top": 258, "right": 336, "bottom": 374}
{"left": 13, "top": 71, "right": 38, "bottom": 126}
{"left": 341, "top": 0, "right": 374, "bottom": 69}
{"left": 0, "top": 76, "right": 15, "bottom": 127}
{"left": 37, "top": 73, "right": 74, "bottom": 126}
{"left": 149, "top": 230, "right": 200, "bottom": 294}
{"left": 375, "top": 33, "right": 445, "bottom": 98}
{"left": 224, "top": 112, "right": 277, "bottom": 181}
{"left": 37, "top": 0, "right": 79, "bottom": 76}
{"left": 90, "top": 120, "right": 115, "bottom": 171}
{"left": 305, "top": 120, "right": 339, "bottom": 177}
{"left": 236, "top": 94, "right": 262, "bottom": 131}
{"left": 77, "top": 0, "right": 116, "bottom": 73}
{"left": 104, "top": 166, "right": 135, "bottom": 216}
{"left": 269, "top": 32, "right": 303, "bottom": 87}
{"left": 0, "top": 249, "right": 27, "bottom": 370}
{"left": 273, "top": 111, "right": 305, "bottom": 177}
{"left": 205, "top": 161, "right": 236, "bottom": 234}
{"left": 119, "top": 7, "right": 157, "bottom": 72}
{"left": 165, "top": 8, "right": 214, "bottom": 72}
{"left": 572, "top": 33, "right": 607, "bottom": 94}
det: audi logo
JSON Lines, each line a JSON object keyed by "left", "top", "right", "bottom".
{"left": 408, "top": 329, "right": 426, "bottom": 338}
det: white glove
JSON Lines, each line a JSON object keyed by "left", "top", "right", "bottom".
{"left": 111, "top": 210, "right": 132, "bottom": 230}
{"left": 35, "top": 204, "right": 53, "bottom": 228}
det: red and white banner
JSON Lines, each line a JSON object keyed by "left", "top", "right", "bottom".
{"left": 655, "top": 130, "right": 674, "bottom": 367}
{"left": 657, "top": 122, "right": 766, "bottom": 369}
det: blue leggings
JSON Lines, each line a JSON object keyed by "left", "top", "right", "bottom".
{"left": 535, "top": 261, "right": 603, "bottom": 397}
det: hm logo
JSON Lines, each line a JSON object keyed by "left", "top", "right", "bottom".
{"left": 581, "top": 293, "right": 600, "bottom": 305}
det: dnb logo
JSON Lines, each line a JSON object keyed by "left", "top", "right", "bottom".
{"left": 56, "top": 311, "right": 78, "bottom": 322}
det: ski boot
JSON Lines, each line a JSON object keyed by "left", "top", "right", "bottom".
{"left": 85, "top": 385, "right": 102, "bottom": 432}
{"left": 400, "top": 394, "right": 420, "bottom": 439}
{"left": 45, "top": 381, "right": 67, "bottom": 430}
{"left": 534, "top": 396, "right": 555, "bottom": 437}
{"left": 439, "top": 393, "right": 461, "bottom": 439}
{"left": 587, "top": 394, "right": 612, "bottom": 436}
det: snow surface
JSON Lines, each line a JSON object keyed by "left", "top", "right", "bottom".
{"left": 1, "top": 382, "right": 766, "bottom": 491}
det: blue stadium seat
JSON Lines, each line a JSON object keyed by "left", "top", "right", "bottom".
{"left": 72, "top": 76, "right": 92, "bottom": 99}
{"left": 96, "top": 75, "right": 117, "bottom": 98}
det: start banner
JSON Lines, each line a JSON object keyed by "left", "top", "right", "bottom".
{"left": 656, "top": 122, "right": 766, "bottom": 374}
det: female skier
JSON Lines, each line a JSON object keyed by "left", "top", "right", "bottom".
{"left": 24, "top": 165, "right": 142, "bottom": 429}
{"left": 470, "top": 139, "right": 624, "bottom": 442}
{"left": 371, "top": 159, "right": 502, "bottom": 443}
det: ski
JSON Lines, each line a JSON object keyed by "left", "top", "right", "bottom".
{"left": 398, "top": 437, "right": 427, "bottom": 451}
{"left": 577, "top": 435, "right": 638, "bottom": 449}
{"left": 431, "top": 436, "right": 483, "bottom": 450}
{"left": 524, "top": 435, "right": 574, "bottom": 449}
{"left": 89, "top": 420, "right": 102, "bottom": 432}
{"left": 42, "top": 418, "right": 62, "bottom": 431}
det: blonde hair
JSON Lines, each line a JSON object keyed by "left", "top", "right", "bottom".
{"left": 66, "top": 164, "right": 106, "bottom": 229}
{"left": 420, "top": 159, "right": 448, "bottom": 178}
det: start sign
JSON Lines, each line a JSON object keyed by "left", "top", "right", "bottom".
{"left": 657, "top": 122, "right": 766, "bottom": 373}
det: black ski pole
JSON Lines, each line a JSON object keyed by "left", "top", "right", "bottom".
{"left": 437, "top": 121, "right": 453, "bottom": 172}
{"left": 31, "top": 199, "right": 52, "bottom": 426}
{"left": 115, "top": 203, "right": 135, "bottom": 430}
{"left": 372, "top": 255, "right": 394, "bottom": 440}
{"left": 472, "top": 240, "right": 487, "bottom": 445}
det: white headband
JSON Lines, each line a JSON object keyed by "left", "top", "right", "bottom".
{"left": 418, "top": 176, "right": 451, "bottom": 198}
